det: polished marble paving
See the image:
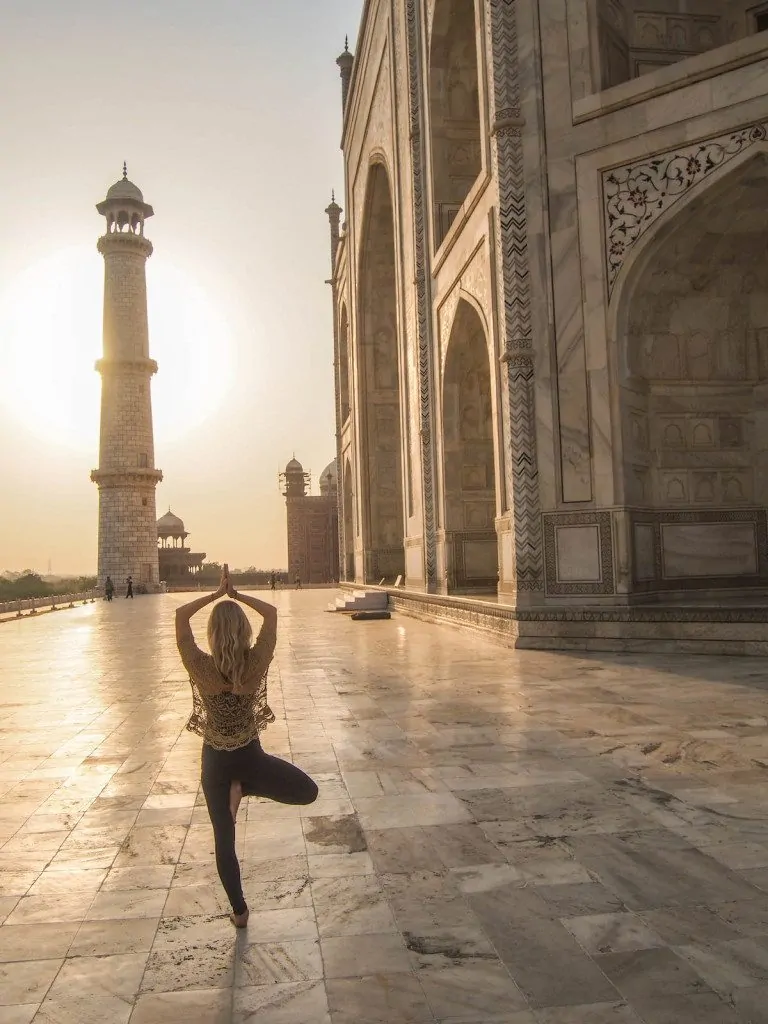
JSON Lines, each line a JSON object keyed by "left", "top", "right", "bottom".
{"left": 1, "top": 591, "right": 768, "bottom": 1022}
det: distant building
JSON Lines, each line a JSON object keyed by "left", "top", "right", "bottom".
{"left": 281, "top": 458, "right": 339, "bottom": 585}
{"left": 157, "top": 509, "right": 206, "bottom": 584}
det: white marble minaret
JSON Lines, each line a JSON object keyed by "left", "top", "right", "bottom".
{"left": 91, "top": 165, "right": 163, "bottom": 592}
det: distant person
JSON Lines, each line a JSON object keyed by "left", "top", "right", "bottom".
{"left": 104, "top": 576, "right": 114, "bottom": 602}
{"left": 294, "top": 574, "right": 302, "bottom": 590}
{"left": 175, "top": 566, "right": 317, "bottom": 929}
{"left": 126, "top": 575, "right": 134, "bottom": 599}
{"left": 269, "top": 572, "right": 276, "bottom": 592}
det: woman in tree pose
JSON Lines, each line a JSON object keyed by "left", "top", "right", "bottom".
{"left": 175, "top": 567, "right": 318, "bottom": 928}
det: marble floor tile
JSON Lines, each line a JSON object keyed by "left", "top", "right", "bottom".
{"left": 533, "top": 1005, "right": 643, "bottom": 1023}
{"left": 0, "top": 1004, "right": 40, "bottom": 1024}
{"left": 70, "top": 918, "right": 159, "bottom": 957}
{"left": 308, "top": 852, "right": 374, "bottom": 877}
{"left": 234, "top": 938, "right": 323, "bottom": 986}
{"left": 85, "top": 887, "right": 168, "bottom": 920}
{"left": 0, "top": 899, "right": 18, "bottom": 926}
{"left": 129, "top": 989, "right": 234, "bottom": 1024}
{"left": 320, "top": 932, "right": 411, "bottom": 978}
{"left": 403, "top": 924, "right": 498, "bottom": 969}
{"left": 312, "top": 875, "right": 397, "bottom": 937}
{"left": 238, "top": 907, "right": 319, "bottom": 944}
{"left": 326, "top": 973, "right": 434, "bottom": 1023}
{"left": 141, "top": 942, "right": 235, "bottom": 993}
{"left": 103, "top": 865, "right": 175, "bottom": 891}
{"left": 596, "top": 947, "right": 713, "bottom": 1001}
{"left": 0, "top": 922, "right": 78, "bottom": 962}
{"left": 730, "top": 983, "right": 768, "bottom": 1023}
{"left": 35, "top": 952, "right": 147, "bottom": 1022}
{"left": 674, "top": 936, "right": 768, "bottom": 996}
{"left": 302, "top": 814, "right": 367, "bottom": 856}
{"left": 0, "top": 959, "right": 61, "bottom": 1006}
{"left": 631, "top": 992, "right": 742, "bottom": 1023}
{"left": 232, "top": 981, "right": 329, "bottom": 1024}
{"left": 354, "top": 793, "right": 473, "bottom": 830}
{"left": 562, "top": 913, "right": 665, "bottom": 955}
{"left": 417, "top": 961, "right": 529, "bottom": 1017}
{"left": 5, "top": 892, "right": 95, "bottom": 925}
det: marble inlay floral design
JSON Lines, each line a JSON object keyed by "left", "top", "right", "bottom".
{"left": 603, "top": 123, "right": 767, "bottom": 295}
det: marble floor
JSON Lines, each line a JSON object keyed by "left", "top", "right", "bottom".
{"left": 2, "top": 593, "right": 768, "bottom": 1023}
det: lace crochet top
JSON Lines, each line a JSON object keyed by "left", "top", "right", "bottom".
{"left": 178, "top": 620, "right": 277, "bottom": 751}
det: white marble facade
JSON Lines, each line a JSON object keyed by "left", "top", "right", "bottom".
{"left": 328, "top": 0, "right": 768, "bottom": 606}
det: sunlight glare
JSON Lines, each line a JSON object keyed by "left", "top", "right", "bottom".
{"left": 0, "top": 246, "right": 232, "bottom": 452}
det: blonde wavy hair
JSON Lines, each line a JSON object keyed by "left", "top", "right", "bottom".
{"left": 207, "top": 600, "right": 253, "bottom": 688}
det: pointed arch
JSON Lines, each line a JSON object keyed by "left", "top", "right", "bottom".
{"left": 357, "top": 161, "right": 406, "bottom": 582}
{"left": 429, "top": 0, "right": 482, "bottom": 247}
{"left": 441, "top": 298, "right": 498, "bottom": 592}
{"left": 613, "top": 150, "right": 768, "bottom": 594}
{"left": 338, "top": 303, "right": 350, "bottom": 425}
{"left": 342, "top": 457, "right": 355, "bottom": 581}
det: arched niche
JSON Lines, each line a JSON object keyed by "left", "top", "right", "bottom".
{"left": 441, "top": 298, "right": 498, "bottom": 592}
{"left": 429, "top": 0, "right": 482, "bottom": 248}
{"left": 343, "top": 458, "right": 355, "bottom": 581}
{"left": 339, "top": 304, "right": 350, "bottom": 425}
{"left": 358, "top": 162, "right": 406, "bottom": 583}
{"left": 617, "top": 151, "right": 768, "bottom": 593}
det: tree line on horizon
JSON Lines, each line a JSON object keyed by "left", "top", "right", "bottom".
{"left": 0, "top": 570, "right": 97, "bottom": 601}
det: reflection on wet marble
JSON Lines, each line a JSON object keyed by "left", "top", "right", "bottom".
{"left": 2, "top": 592, "right": 768, "bottom": 1021}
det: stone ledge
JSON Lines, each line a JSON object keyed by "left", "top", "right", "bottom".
{"left": 340, "top": 584, "right": 768, "bottom": 656}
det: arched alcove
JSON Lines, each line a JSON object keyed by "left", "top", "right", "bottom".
{"left": 358, "top": 162, "right": 406, "bottom": 582}
{"left": 339, "top": 305, "right": 350, "bottom": 425}
{"left": 441, "top": 298, "right": 498, "bottom": 592}
{"left": 618, "top": 152, "right": 768, "bottom": 593}
{"left": 343, "top": 458, "right": 355, "bottom": 580}
{"left": 429, "top": 0, "right": 482, "bottom": 247}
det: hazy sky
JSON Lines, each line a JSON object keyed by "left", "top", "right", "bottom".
{"left": 0, "top": 0, "right": 362, "bottom": 575}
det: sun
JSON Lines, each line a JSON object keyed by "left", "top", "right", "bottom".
{"left": 0, "top": 246, "right": 232, "bottom": 453}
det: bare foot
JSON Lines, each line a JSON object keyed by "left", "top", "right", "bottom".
{"left": 230, "top": 907, "right": 249, "bottom": 929}
{"left": 229, "top": 780, "right": 243, "bottom": 823}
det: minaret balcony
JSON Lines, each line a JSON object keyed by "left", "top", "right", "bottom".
{"left": 91, "top": 468, "right": 163, "bottom": 487}
{"left": 95, "top": 357, "right": 158, "bottom": 376}
{"left": 97, "top": 233, "right": 153, "bottom": 258}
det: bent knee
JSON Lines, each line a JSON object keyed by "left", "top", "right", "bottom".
{"left": 300, "top": 778, "right": 319, "bottom": 805}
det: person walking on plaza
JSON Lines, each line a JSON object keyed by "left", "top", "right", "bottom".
{"left": 175, "top": 567, "right": 318, "bottom": 929}
{"left": 269, "top": 571, "right": 276, "bottom": 592}
{"left": 125, "top": 575, "right": 134, "bottom": 599}
{"left": 294, "top": 573, "right": 301, "bottom": 590}
{"left": 104, "top": 576, "right": 114, "bottom": 602}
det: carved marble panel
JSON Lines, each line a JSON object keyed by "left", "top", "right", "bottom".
{"left": 603, "top": 123, "right": 768, "bottom": 294}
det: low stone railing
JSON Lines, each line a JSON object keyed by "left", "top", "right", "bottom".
{"left": 0, "top": 591, "right": 98, "bottom": 619}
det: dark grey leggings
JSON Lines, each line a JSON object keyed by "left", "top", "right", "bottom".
{"left": 201, "top": 739, "right": 318, "bottom": 915}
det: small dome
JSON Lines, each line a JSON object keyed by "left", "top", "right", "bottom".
{"left": 157, "top": 509, "right": 185, "bottom": 533}
{"left": 285, "top": 457, "right": 304, "bottom": 473}
{"left": 106, "top": 177, "right": 144, "bottom": 203}
{"left": 320, "top": 459, "right": 338, "bottom": 496}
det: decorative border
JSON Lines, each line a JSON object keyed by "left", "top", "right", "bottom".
{"left": 603, "top": 122, "right": 767, "bottom": 295}
{"left": 405, "top": 0, "right": 438, "bottom": 590}
{"left": 630, "top": 507, "right": 768, "bottom": 591}
{"left": 543, "top": 511, "right": 615, "bottom": 596}
{"left": 486, "top": 0, "right": 544, "bottom": 593}
{"left": 344, "top": 583, "right": 768, "bottom": 625}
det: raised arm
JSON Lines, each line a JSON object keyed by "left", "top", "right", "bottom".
{"left": 175, "top": 571, "right": 227, "bottom": 647}
{"left": 227, "top": 584, "right": 278, "bottom": 627}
